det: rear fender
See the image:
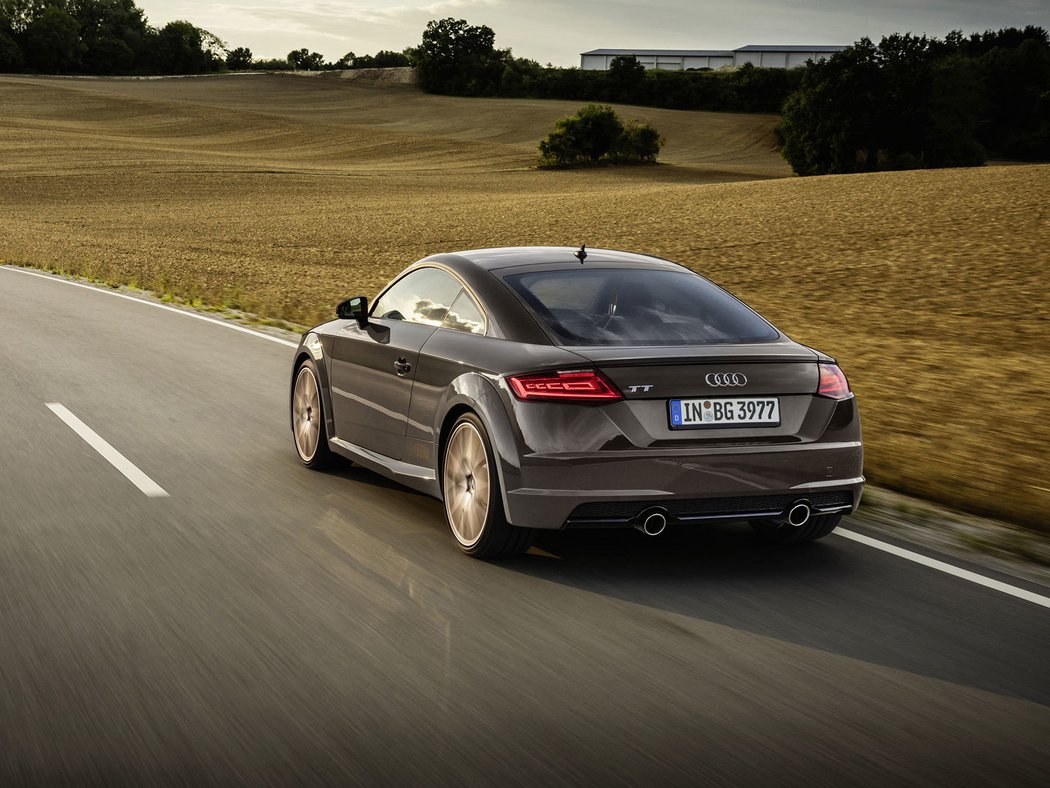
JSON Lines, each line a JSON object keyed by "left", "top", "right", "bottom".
{"left": 433, "top": 373, "right": 520, "bottom": 518}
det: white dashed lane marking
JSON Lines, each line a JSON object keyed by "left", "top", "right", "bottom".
{"left": 46, "top": 403, "right": 170, "bottom": 499}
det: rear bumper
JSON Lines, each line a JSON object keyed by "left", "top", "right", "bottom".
{"left": 502, "top": 441, "right": 864, "bottom": 529}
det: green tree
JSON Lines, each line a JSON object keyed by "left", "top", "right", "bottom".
{"left": 915, "top": 54, "right": 985, "bottom": 168}
{"left": 362, "top": 49, "right": 412, "bottom": 68}
{"left": 974, "top": 33, "right": 1050, "bottom": 157}
{"left": 0, "top": 0, "right": 48, "bottom": 34}
{"left": 416, "top": 17, "right": 507, "bottom": 94}
{"left": 608, "top": 54, "right": 645, "bottom": 97}
{"left": 288, "top": 47, "right": 325, "bottom": 70}
{"left": 226, "top": 45, "right": 251, "bottom": 70}
{"left": 539, "top": 104, "right": 663, "bottom": 167}
{"left": 149, "top": 20, "right": 223, "bottom": 74}
{"left": 73, "top": 0, "right": 148, "bottom": 74}
{"left": 339, "top": 49, "right": 414, "bottom": 69}
{"left": 0, "top": 26, "right": 23, "bottom": 70}
{"left": 287, "top": 48, "right": 306, "bottom": 68}
{"left": 498, "top": 55, "right": 542, "bottom": 96}
{"left": 609, "top": 54, "right": 644, "bottom": 80}
{"left": 25, "top": 5, "right": 82, "bottom": 73}
{"left": 777, "top": 39, "right": 882, "bottom": 175}
{"left": 563, "top": 103, "right": 622, "bottom": 161}
{"left": 83, "top": 32, "right": 131, "bottom": 71}
{"left": 250, "top": 56, "right": 289, "bottom": 71}
{"left": 618, "top": 119, "right": 664, "bottom": 162}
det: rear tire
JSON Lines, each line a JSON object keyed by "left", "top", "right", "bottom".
{"left": 751, "top": 513, "right": 842, "bottom": 544}
{"left": 442, "top": 413, "right": 533, "bottom": 559}
{"left": 292, "top": 359, "right": 334, "bottom": 470}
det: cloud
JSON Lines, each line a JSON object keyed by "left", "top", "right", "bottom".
{"left": 221, "top": 0, "right": 502, "bottom": 34}
{"left": 137, "top": 0, "right": 1050, "bottom": 65}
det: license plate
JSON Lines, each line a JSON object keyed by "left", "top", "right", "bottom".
{"left": 669, "top": 397, "right": 780, "bottom": 429}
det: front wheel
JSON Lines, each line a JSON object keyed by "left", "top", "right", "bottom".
{"left": 751, "top": 513, "right": 842, "bottom": 544}
{"left": 442, "top": 413, "right": 533, "bottom": 559}
{"left": 291, "top": 359, "right": 334, "bottom": 469}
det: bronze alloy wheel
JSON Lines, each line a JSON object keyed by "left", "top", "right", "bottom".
{"left": 292, "top": 360, "right": 332, "bottom": 469}
{"left": 443, "top": 419, "right": 491, "bottom": 547}
{"left": 442, "top": 414, "right": 533, "bottom": 558}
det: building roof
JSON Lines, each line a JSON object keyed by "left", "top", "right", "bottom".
{"left": 581, "top": 45, "right": 849, "bottom": 57}
{"left": 733, "top": 44, "right": 848, "bottom": 52}
{"left": 580, "top": 49, "right": 734, "bottom": 57}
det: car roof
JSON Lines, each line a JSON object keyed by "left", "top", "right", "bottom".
{"left": 425, "top": 246, "right": 687, "bottom": 273}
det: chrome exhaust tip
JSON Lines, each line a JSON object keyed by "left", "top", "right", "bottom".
{"left": 786, "top": 501, "right": 811, "bottom": 528}
{"left": 635, "top": 508, "right": 668, "bottom": 537}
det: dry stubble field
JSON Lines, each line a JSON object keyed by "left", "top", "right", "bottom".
{"left": 1, "top": 73, "right": 1047, "bottom": 529}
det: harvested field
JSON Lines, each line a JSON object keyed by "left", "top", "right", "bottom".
{"left": 1, "top": 74, "right": 1048, "bottom": 529}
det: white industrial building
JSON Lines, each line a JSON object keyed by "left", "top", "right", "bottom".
{"left": 580, "top": 45, "right": 847, "bottom": 71}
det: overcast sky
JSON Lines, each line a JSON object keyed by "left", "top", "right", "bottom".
{"left": 135, "top": 1, "right": 1049, "bottom": 66}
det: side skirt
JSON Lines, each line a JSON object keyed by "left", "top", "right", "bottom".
{"left": 329, "top": 437, "right": 441, "bottom": 498}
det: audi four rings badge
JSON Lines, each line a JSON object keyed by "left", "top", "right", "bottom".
{"left": 706, "top": 373, "right": 747, "bottom": 386}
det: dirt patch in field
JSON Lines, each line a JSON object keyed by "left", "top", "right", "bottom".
{"left": 288, "top": 67, "right": 419, "bottom": 85}
{"left": 2, "top": 75, "right": 1047, "bottom": 529}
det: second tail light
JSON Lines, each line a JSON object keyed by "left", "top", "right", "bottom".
{"left": 507, "top": 370, "right": 622, "bottom": 402}
{"left": 817, "top": 363, "right": 852, "bottom": 400}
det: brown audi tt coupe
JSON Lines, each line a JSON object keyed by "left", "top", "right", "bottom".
{"left": 290, "top": 247, "right": 863, "bottom": 558}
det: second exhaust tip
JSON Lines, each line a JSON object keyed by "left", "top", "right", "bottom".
{"left": 786, "top": 502, "right": 811, "bottom": 527}
{"left": 637, "top": 509, "right": 668, "bottom": 536}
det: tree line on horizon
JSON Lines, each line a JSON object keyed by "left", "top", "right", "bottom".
{"left": 0, "top": 0, "right": 415, "bottom": 75}
{"left": 0, "top": 0, "right": 226, "bottom": 74}
{"left": 413, "top": 18, "right": 800, "bottom": 114}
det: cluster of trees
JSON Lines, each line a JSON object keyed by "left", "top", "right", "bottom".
{"left": 0, "top": 0, "right": 227, "bottom": 74}
{"left": 334, "top": 49, "right": 413, "bottom": 70}
{"left": 0, "top": 0, "right": 416, "bottom": 75}
{"left": 778, "top": 27, "right": 1050, "bottom": 175}
{"left": 278, "top": 47, "right": 414, "bottom": 72}
{"left": 414, "top": 18, "right": 801, "bottom": 113}
{"left": 507, "top": 56, "right": 801, "bottom": 113}
{"left": 538, "top": 104, "right": 663, "bottom": 168}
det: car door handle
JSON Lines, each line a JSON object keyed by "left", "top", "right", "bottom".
{"left": 394, "top": 357, "right": 412, "bottom": 376}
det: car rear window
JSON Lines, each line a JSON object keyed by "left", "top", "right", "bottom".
{"left": 503, "top": 268, "right": 779, "bottom": 346}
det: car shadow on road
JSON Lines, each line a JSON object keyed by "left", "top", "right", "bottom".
{"left": 508, "top": 524, "right": 1050, "bottom": 707}
{"left": 299, "top": 460, "right": 1049, "bottom": 707}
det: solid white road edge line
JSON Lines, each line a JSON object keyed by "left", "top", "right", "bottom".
{"left": 0, "top": 265, "right": 298, "bottom": 348}
{"left": 836, "top": 528, "right": 1050, "bottom": 610}
{"left": 45, "top": 403, "right": 170, "bottom": 499}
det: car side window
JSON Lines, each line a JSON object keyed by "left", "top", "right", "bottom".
{"left": 441, "top": 289, "right": 487, "bottom": 335}
{"left": 371, "top": 268, "right": 463, "bottom": 327}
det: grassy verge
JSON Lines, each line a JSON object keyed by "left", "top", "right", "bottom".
{"left": 12, "top": 262, "right": 307, "bottom": 334}
{"left": 857, "top": 487, "right": 1050, "bottom": 583}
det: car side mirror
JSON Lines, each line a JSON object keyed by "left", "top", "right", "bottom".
{"left": 337, "top": 296, "right": 369, "bottom": 328}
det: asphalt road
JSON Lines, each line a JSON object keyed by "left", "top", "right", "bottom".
{"left": 2, "top": 265, "right": 1049, "bottom": 786}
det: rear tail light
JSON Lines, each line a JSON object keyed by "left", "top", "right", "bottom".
{"left": 507, "top": 369, "right": 622, "bottom": 402}
{"left": 817, "top": 363, "right": 852, "bottom": 400}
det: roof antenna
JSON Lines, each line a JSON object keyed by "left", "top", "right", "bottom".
{"left": 574, "top": 244, "right": 587, "bottom": 264}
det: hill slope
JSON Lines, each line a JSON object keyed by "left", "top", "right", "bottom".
{"left": 0, "top": 74, "right": 789, "bottom": 178}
